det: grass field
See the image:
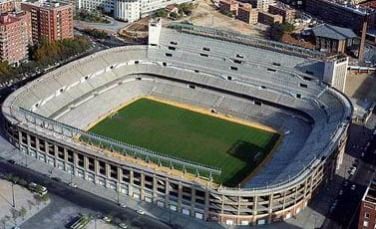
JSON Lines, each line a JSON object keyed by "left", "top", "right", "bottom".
{"left": 88, "top": 98, "right": 279, "bottom": 186}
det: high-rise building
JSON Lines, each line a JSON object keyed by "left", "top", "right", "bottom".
{"left": 0, "top": 11, "right": 32, "bottom": 64}
{"left": 21, "top": 1, "right": 73, "bottom": 43}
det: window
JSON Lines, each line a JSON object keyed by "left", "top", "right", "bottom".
{"left": 365, "top": 212, "right": 370, "bottom": 219}
{"left": 188, "top": 85, "right": 195, "bottom": 89}
{"left": 300, "top": 83, "right": 308, "bottom": 88}
{"left": 162, "top": 62, "right": 167, "bottom": 66}
{"left": 168, "top": 46, "right": 176, "bottom": 50}
{"left": 267, "top": 68, "right": 276, "bottom": 72}
{"left": 165, "top": 53, "right": 172, "bottom": 57}
{"left": 200, "top": 53, "right": 208, "bottom": 57}
{"left": 305, "top": 70, "right": 314, "bottom": 75}
{"left": 230, "top": 66, "right": 238, "bottom": 71}
{"left": 236, "top": 54, "right": 244, "bottom": 58}
{"left": 254, "top": 100, "right": 262, "bottom": 106}
{"left": 170, "top": 41, "right": 178, "bottom": 45}
{"left": 303, "top": 76, "right": 312, "bottom": 81}
{"left": 363, "top": 220, "right": 368, "bottom": 227}
{"left": 272, "top": 62, "right": 281, "bottom": 66}
{"left": 296, "top": 94, "right": 301, "bottom": 98}
{"left": 134, "top": 60, "right": 139, "bottom": 64}
{"left": 227, "top": 76, "right": 232, "bottom": 80}
{"left": 202, "top": 47, "right": 210, "bottom": 51}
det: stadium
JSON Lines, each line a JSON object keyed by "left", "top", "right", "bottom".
{"left": 2, "top": 20, "right": 352, "bottom": 225}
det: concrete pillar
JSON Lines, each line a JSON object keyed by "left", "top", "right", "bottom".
{"left": 204, "top": 189, "right": 210, "bottom": 220}
{"left": 177, "top": 182, "right": 183, "bottom": 211}
{"left": 128, "top": 169, "right": 134, "bottom": 197}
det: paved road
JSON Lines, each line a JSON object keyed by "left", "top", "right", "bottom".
{"left": 0, "top": 161, "right": 171, "bottom": 229}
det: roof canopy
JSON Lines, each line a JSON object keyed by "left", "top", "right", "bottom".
{"left": 312, "top": 24, "right": 357, "bottom": 40}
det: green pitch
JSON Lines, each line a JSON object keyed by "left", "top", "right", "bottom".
{"left": 88, "top": 98, "right": 279, "bottom": 186}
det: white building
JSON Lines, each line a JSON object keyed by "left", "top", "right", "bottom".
{"left": 77, "top": 0, "right": 192, "bottom": 22}
{"left": 114, "top": 0, "right": 139, "bottom": 22}
{"left": 323, "top": 56, "right": 349, "bottom": 92}
{"left": 77, "top": 0, "right": 113, "bottom": 13}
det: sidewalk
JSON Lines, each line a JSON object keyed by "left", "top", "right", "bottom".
{"left": 0, "top": 179, "right": 50, "bottom": 229}
{"left": 0, "top": 148, "right": 227, "bottom": 229}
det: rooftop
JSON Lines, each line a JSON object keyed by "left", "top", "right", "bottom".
{"left": 312, "top": 24, "right": 357, "bottom": 40}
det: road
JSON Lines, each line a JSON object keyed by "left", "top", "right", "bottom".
{"left": 0, "top": 160, "right": 171, "bottom": 229}
{"left": 323, "top": 113, "right": 376, "bottom": 229}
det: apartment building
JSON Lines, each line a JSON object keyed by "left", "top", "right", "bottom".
{"left": 268, "top": 2, "right": 296, "bottom": 22}
{"left": 249, "top": 0, "right": 270, "bottom": 12}
{"left": 0, "top": 11, "right": 32, "bottom": 64}
{"left": 358, "top": 178, "right": 376, "bottom": 229}
{"left": 237, "top": 3, "right": 258, "bottom": 24}
{"left": 21, "top": 1, "right": 73, "bottom": 43}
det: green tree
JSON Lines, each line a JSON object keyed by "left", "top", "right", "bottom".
{"left": 269, "top": 22, "right": 295, "bottom": 41}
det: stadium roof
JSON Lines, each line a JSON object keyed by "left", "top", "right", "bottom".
{"left": 312, "top": 24, "right": 357, "bottom": 40}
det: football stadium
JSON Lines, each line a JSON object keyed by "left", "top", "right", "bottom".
{"left": 2, "top": 19, "right": 352, "bottom": 225}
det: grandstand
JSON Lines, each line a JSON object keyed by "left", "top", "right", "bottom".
{"left": 2, "top": 19, "right": 352, "bottom": 225}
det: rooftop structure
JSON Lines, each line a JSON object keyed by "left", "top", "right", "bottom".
{"left": 268, "top": 2, "right": 296, "bottom": 22}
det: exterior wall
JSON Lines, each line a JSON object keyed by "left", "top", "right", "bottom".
{"left": 323, "top": 57, "right": 349, "bottom": 93}
{"left": 3, "top": 116, "right": 348, "bottom": 226}
{"left": 114, "top": 0, "right": 140, "bottom": 22}
{"left": 0, "top": 12, "right": 32, "bottom": 64}
{"left": 249, "top": 0, "right": 269, "bottom": 12}
{"left": 21, "top": 2, "right": 73, "bottom": 43}
{"left": 268, "top": 4, "right": 296, "bottom": 23}
{"left": 258, "top": 11, "right": 283, "bottom": 25}
{"left": 358, "top": 200, "right": 376, "bottom": 229}
{"left": 77, "top": 0, "right": 114, "bottom": 12}
{"left": 237, "top": 4, "right": 258, "bottom": 24}
{"left": 219, "top": 0, "right": 238, "bottom": 15}
{"left": 305, "top": 0, "right": 374, "bottom": 33}
{"left": 0, "top": 0, "right": 17, "bottom": 14}
{"left": 315, "top": 37, "right": 346, "bottom": 54}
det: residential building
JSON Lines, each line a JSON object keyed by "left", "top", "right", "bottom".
{"left": 323, "top": 56, "right": 348, "bottom": 92}
{"left": 268, "top": 2, "right": 296, "bottom": 22}
{"left": 114, "top": 0, "right": 139, "bottom": 22}
{"left": 258, "top": 11, "right": 282, "bottom": 25}
{"left": 219, "top": 0, "right": 238, "bottom": 15}
{"left": 0, "top": 0, "right": 17, "bottom": 13}
{"left": 305, "top": 0, "right": 375, "bottom": 33}
{"left": 312, "top": 24, "right": 357, "bottom": 53}
{"left": 237, "top": 3, "right": 258, "bottom": 24}
{"left": 0, "top": 11, "right": 32, "bottom": 64}
{"left": 358, "top": 178, "right": 376, "bottom": 229}
{"left": 21, "top": 1, "right": 73, "bottom": 43}
{"left": 249, "top": 0, "right": 269, "bottom": 12}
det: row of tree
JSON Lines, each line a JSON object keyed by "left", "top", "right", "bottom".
{"left": 0, "top": 36, "right": 92, "bottom": 83}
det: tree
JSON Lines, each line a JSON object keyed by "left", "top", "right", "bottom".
{"left": 154, "top": 9, "right": 167, "bottom": 17}
{"left": 269, "top": 22, "right": 295, "bottom": 41}
{"left": 18, "top": 179, "right": 27, "bottom": 187}
{"left": 19, "top": 207, "right": 27, "bottom": 219}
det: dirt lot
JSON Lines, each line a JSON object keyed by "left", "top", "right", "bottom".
{"left": 178, "top": 0, "right": 267, "bottom": 37}
{"left": 345, "top": 72, "right": 376, "bottom": 101}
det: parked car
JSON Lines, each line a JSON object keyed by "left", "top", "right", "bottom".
{"left": 136, "top": 210, "right": 145, "bottom": 215}
{"left": 351, "top": 184, "right": 356, "bottom": 191}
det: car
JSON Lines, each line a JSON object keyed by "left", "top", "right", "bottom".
{"left": 119, "top": 203, "right": 127, "bottom": 208}
{"left": 136, "top": 210, "right": 145, "bottom": 215}
{"left": 339, "top": 190, "right": 343, "bottom": 195}
{"left": 69, "top": 183, "right": 77, "bottom": 188}
{"left": 351, "top": 184, "right": 356, "bottom": 191}
{"left": 52, "top": 177, "right": 62, "bottom": 182}
{"left": 102, "top": 216, "right": 111, "bottom": 223}
{"left": 118, "top": 223, "right": 128, "bottom": 229}
{"left": 344, "top": 181, "right": 349, "bottom": 187}
{"left": 7, "top": 159, "right": 15, "bottom": 164}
